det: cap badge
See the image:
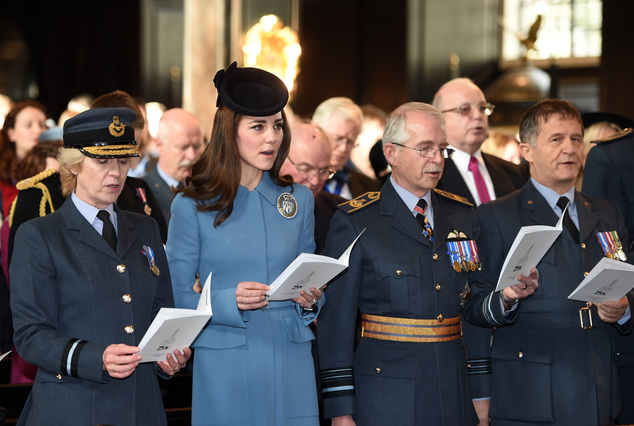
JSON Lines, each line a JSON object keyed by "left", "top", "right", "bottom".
{"left": 277, "top": 192, "right": 297, "bottom": 219}
{"left": 109, "top": 115, "right": 126, "bottom": 137}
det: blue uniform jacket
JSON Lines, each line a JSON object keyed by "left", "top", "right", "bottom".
{"left": 583, "top": 129, "right": 634, "bottom": 424}
{"left": 10, "top": 198, "right": 173, "bottom": 426}
{"left": 468, "top": 180, "right": 633, "bottom": 425}
{"left": 317, "top": 180, "right": 511, "bottom": 426}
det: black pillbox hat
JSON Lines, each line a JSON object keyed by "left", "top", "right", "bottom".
{"left": 214, "top": 61, "right": 289, "bottom": 116}
{"left": 63, "top": 107, "right": 140, "bottom": 158}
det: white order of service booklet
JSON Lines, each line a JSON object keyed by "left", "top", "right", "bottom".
{"left": 568, "top": 257, "right": 634, "bottom": 303}
{"left": 494, "top": 209, "right": 564, "bottom": 291}
{"left": 138, "top": 272, "right": 212, "bottom": 362}
{"left": 266, "top": 229, "right": 366, "bottom": 301}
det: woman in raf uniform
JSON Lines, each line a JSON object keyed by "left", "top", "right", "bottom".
{"left": 166, "top": 62, "right": 323, "bottom": 426}
{"left": 10, "top": 107, "right": 190, "bottom": 425}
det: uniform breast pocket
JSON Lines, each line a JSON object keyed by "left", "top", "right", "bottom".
{"left": 373, "top": 257, "right": 420, "bottom": 310}
{"left": 490, "top": 333, "right": 554, "bottom": 423}
{"left": 535, "top": 247, "right": 559, "bottom": 299}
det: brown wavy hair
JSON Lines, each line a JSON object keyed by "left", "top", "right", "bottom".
{"left": 178, "top": 105, "right": 293, "bottom": 227}
{"left": 12, "top": 140, "right": 63, "bottom": 182}
{"left": 0, "top": 100, "right": 48, "bottom": 182}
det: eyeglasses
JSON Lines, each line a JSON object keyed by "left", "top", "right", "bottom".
{"left": 288, "top": 157, "right": 336, "bottom": 179}
{"left": 441, "top": 103, "right": 495, "bottom": 117}
{"left": 390, "top": 142, "right": 454, "bottom": 159}
{"left": 330, "top": 135, "right": 359, "bottom": 149}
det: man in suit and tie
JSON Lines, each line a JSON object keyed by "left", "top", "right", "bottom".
{"left": 143, "top": 108, "right": 205, "bottom": 222}
{"left": 317, "top": 102, "right": 537, "bottom": 426}
{"left": 313, "top": 97, "right": 381, "bottom": 199}
{"left": 466, "top": 99, "right": 631, "bottom": 425}
{"left": 432, "top": 78, "right": 528, "bottom": 206}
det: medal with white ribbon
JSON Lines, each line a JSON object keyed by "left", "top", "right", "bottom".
{"left": 135, "top": 187, "right": 152, "bottom": 216}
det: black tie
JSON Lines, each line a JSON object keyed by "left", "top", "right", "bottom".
{"left": 556, "top": 196, "right": 580, "bottom": 244}
{"left": 414, "top": 199, "right": 434, "bottom": 243}
{"left": 97, "top": 210, "right": 117, "bottom": 251}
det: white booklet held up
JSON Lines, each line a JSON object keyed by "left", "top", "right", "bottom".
{"left": 495, "top": 210, "right": 564, "bottom": 291}
{"left": 266, "top": 229, "right": 366, "bottom": 301}
{"left": 568, "top": 257, "right": 634, "bottom": 303}
{"left": 138, "top": 272, "right": 213, "bottom": 362}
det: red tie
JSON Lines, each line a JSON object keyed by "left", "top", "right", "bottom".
{"left": 469, "top": 155, "right": 491, "bottom": 204}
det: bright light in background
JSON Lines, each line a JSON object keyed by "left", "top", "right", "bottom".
{"left": 242, "top": 15, "right": 301, "bottom": 97}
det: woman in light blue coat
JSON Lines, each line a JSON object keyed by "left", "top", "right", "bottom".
{"left": 166, "top": 62, "right": 323, "bottom": 425}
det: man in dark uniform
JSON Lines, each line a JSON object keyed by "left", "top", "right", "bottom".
{"left": 469, "top": 99, "right": 631, "bottom": 425}
{"left": 583, "top": 123, "right": 634, "bottom": 424}
{"left": 317, "top": 102, "right": 537, "bottom": 425}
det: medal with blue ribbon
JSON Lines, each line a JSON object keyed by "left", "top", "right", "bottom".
{"left": 142, "top": 245, "right": 160, "bottom": 276}
{"left": 447, "top": 241, "right": 463, "bottom": 273}
{"left": 597, "top": 231, "right": 627, "bottom": 261}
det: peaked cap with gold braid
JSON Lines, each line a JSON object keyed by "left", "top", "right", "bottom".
{"left": 63, "top": 107, "right": 140, "bottom": 158}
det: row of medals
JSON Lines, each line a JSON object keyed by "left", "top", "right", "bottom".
{"left": 606, "top": 237, "right": 627, "bottom": 261}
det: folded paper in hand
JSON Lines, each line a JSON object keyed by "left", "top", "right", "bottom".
{"left": 138, "top": 272, "right": 212, "bottom": 362}
{"left": 495, "top": 209, "right": 564, "bottom": 291}
{"left": 266, "top": 229, "right": 366, "bottom": 301}
{"left": 568, "top": 257, "right": 634, "bottom": 303}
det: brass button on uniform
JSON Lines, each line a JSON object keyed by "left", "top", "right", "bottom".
{"left": 584, "top": 272, "right": 589, "bottom": 277}
{"left": 125, "top": 325, "right": 134, "bottom": 334}
{"left": 56, "top": 374, "right": 62, "bottom": 380}
{"left": 437, "top": 314, "right": 444, "bottom": 322}
{"left": 518, "top": 351, "right": 524, "bottom": 358}
{"left": 116, "top": 264, "right": 126, "bottom": 273}
{"left": 375, "top": 367, "right": 381, "bottom": 374}
{"left": 122, "top": 294, "right": 132, "bottom": 303}
{"left": 396, "top": 269, "right": 403, "bottom": 276}
{"left": 581, "top": 243, "right": 586, "bottom": 250}
{"left": 436, "top": 284, "right": 442, "bottom": 292}
{"left": 433, "top": 253, "right": 439, "bottom": 261}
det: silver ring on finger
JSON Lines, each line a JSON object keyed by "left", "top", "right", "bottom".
{"left": 522, "top": 283, "right": 528, "bottom": 290}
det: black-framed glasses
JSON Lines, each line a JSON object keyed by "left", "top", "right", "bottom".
{"left": 390, "top": 142, "right": 454, "bottom": 159}
{"left": 441, "top": 103, "right": 495, "bottom": 117}
{"left": 288, "top": 157, "right": 336, "bottom": 179}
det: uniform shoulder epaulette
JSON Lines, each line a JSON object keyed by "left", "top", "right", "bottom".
{"left": 433, "top": 189, "right": 473, "bottom": 207}
{"left": 339, "top": 191, "right": 380, "bottom": 213}
{"left": 16, "top": 168, "right": 57, "bottom": 190}
{"left": 9, "top": 168, "right": 59, "bottom": 227}
{"left": 593, "top": 127, "right": 632, "bottom": 145}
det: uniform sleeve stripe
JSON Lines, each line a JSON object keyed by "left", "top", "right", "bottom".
{"left": 321, "top": 367, "right": 354, "bottom": 398}
{"left": 63, "top": 339, "right": 87, "bottom": 377}
{"left": 482, "top": 291, "right": 504, "bottom": 326}
{"left": 69, "top": 340, "right": 87, "bottom": 378}
{"left": 467, "top": 358, "right": 491, "bottom": 375}
{"left": 61, "top": 338, "right": 80, "bottom": 375}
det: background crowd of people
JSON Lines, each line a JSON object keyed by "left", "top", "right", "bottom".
{"left": 0, "top": 62, "right": 633, "bottom": 426}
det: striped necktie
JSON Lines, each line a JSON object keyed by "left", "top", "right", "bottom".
{"left": 414, "top": 199, "right": 433, "bottom": 243}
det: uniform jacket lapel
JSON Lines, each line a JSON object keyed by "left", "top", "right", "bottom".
{"left": 380, "top": 180, "right": 430, "bottom": 246}
{"left": 58, "top": 198, "right": 135, "bottom": 259}
{"left": 575, "top": 192, "right": 600, "bottom": 243}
